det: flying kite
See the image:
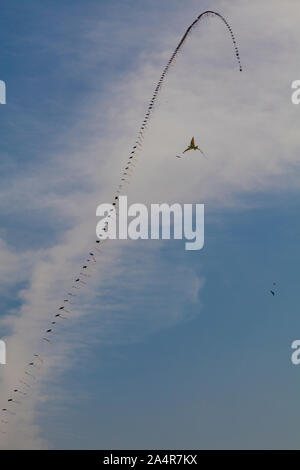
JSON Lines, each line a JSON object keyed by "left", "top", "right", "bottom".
{"left": 270, "top": 282, "right": 276, "bottom": 296}
{"left": 183, "top": 137, "right": 204, "bottom": 154}
{"left": 176, "top": 137, "right": 206, "bottom": 158}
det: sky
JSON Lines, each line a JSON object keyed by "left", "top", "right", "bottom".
{"left": 0, "top": 0, "right": 300, "bottom": 449}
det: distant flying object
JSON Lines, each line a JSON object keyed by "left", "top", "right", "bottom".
{"left": 183, "top": 137, "right": 205, "bottom": 155}
{"left": 270, "top": 282, "right": 277, "bottom": 296}
{"left": 176, "top": 137, "right": 206, "bottom": 159}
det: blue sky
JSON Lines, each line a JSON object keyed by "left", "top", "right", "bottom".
{"left": 1, "top": 0, "right": 300, "bottom": 449}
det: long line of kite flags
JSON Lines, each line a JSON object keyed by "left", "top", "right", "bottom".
{"left": 0, "top": 10, "right": 242, "bottom": 436}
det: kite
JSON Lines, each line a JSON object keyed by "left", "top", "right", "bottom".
{"left": 183, "top": 137, "right": 201, "bottom": 153}
{"left": 0, "top": 9, "right": 243, "bottom": 437}
{"left": 178, "top": 137, "right": 207, "bottom": 158}
{"left": 270, "top": 283, "right": 277, "bottom": 296}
